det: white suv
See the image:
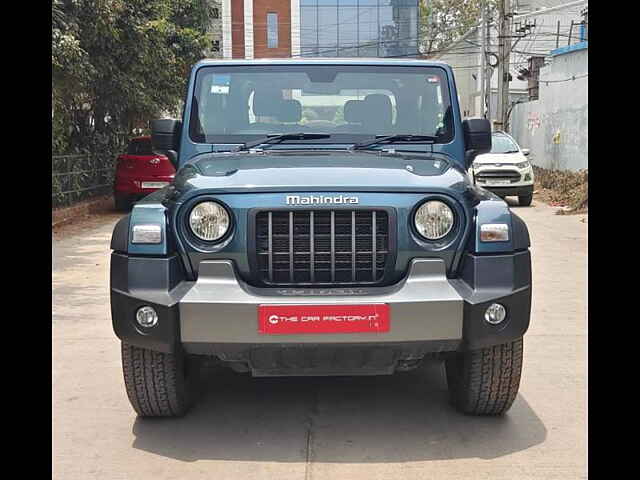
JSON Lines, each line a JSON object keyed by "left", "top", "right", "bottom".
{"left": 471, "top": 131, "right": 534, "bottom": 206}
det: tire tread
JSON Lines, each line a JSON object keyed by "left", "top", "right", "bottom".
{"left": 519, "top": 194, "right": 533, "bottom": 206}
{"left": 446, "top": 338, "right": 523, "bottom": 415}
{"left": 121, "top": 342, "right": 193, "bottom": 417}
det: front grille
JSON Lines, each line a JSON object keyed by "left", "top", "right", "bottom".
{"left": 476, "top": 169, "right": 522, "bottom": 183}
{"left": 254, "top": 209, "right": 391, "bottom": 286}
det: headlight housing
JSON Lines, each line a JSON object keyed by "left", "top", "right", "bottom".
{"left": 515, "top": 160, "right": 530, "bottom": 169}
{"left": 188, "top": 201, "right": 230, "bottom": 242}
{"left": 414, "top": 200, "right": 455, "bottom": 240}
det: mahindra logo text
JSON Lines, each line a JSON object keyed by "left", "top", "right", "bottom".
{"left": 286, "top": 195, "right": 359, "bottom": 205}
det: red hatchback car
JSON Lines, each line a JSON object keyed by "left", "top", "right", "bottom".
{"left": 113, "top": 136, "right": 176, "bottom": 210}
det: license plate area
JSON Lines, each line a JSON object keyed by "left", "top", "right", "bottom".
{"left": 258, "top": 304, "right": 390, "bottom": 335}
{"left": 141, "top": 181, "right": 169, "bottom": 189}
{"left": 486, "top": 179, "right": 511, "bottom": 186}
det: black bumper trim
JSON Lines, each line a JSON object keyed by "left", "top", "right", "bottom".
{"left": 111, "top": 289, "right": 180, "bottom": 353}
{"left": 110, "top": 252, "right": 189, "bottom": 353}
{"left": 480, "top": 184, "right": 533, "bottom": 197}
{"left": 453, "top": 250, "right": 532, "bottom": 349}
{"left": 461, "top": 286, "right": 531, "bottom": 350}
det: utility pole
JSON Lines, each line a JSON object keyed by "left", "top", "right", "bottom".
{"left": 495, "top": 0, "right": 512, "bottom": 131}
{"left": 479, "top": 0, "right": 487, "bottom": 119}
{"left": 485, "top": 8, "right": 492, "bottom": 124}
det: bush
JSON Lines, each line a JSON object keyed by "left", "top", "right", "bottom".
{"left": 533, "top": 166, "right": 588, "bottom": 213}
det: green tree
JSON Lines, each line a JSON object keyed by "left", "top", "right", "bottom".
{"left": 419, "top": 0, "right": 497, "bottom": 58}
{"left": 52, "top": 0, "right": 214, "bottom": 155}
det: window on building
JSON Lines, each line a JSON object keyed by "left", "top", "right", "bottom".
{"left": 267, "top": 13, "right": 278, "bottom": 49}
{"left": 212, "top": 7, "right": 219, "bottom": 19}
{"left": 300, "top": 0, "right": 419, "bottom": 58}
{"left": 212, "top": 40, "right": 220, "bottom": 52}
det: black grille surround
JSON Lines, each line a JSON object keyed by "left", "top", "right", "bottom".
{"left": 249, "top": 208, "right": 396, "bottom": 287}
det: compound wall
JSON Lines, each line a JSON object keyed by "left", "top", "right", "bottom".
{"left": 510, "top": 44, "right": 588, "bottom": 171}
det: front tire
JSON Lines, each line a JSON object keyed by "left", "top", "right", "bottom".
{"left": 518, "top": 194, "right": 533, "bottom": 206}
{"left": 121, "top": 342, "right": 199, "bottom": 417}
{"left": 445, "top": 338, "right": 523, "bottom": 415}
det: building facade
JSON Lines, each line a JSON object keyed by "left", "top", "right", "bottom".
{"left": 205, "top": 1, "right": 223, "bottom": 58}
{"left": 222, "top": 0, "right": 420, "bottom": 59}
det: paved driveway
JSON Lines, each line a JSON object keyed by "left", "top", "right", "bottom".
{"left": 53, "top": 199, "right": 587, "bottom": 480}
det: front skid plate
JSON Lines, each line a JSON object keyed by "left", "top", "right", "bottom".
{"left": 185, "top": 339, "right": 460, "bottom": 376}
{"left": 179, "top": 258, "right": 463, "bottom": 344}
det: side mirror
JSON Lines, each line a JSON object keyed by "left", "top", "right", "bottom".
{"left": 462, "top": 118, "right": 491, "bottom": 168}
{"left": 151, "top": 119, "right": 181, "bottom": 169}
{"left": 521, "top": 148, "right": 530, "bottom": 156}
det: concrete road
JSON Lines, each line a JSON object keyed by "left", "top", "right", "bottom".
{"left": 53, "top": 199, "right": 587, "bottom": 480}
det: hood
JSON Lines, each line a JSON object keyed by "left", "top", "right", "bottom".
{"left": 171, "top": 150, "right": 471, "bottom": 198}
{"left": 474, "top": 151, "right": 527, "bottom": 165}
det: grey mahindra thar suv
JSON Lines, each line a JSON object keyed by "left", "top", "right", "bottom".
{"left": 110, "top": 59, "right": 532, "bottom": 417}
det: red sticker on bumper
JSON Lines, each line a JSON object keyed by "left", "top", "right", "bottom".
{"left": 258, "top": 304, "right": 390, "bottom": 335}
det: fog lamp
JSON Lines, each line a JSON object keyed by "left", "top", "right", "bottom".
{"left": 484, "top": 303, "right": 507, "bottom": 325}
{"left": 136, "top": 306, "right": 158, "bottom": 328}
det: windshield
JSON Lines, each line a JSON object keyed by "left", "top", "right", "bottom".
{"left": 189, "top": 65, "right": 453, "bottom": 145}
{"left": 490, "top": 135, "right": 519, "bottom": 154}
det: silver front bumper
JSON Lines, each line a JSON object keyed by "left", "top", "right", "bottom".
{"left": 179, "top": 258, "right": 463, "bottom": 344}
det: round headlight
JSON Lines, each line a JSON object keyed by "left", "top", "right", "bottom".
{"left": 188, "top": 201, "right": 230, "bottom": 241}
{"left": 414, "top": 200, "right": 454, "bottom": 240}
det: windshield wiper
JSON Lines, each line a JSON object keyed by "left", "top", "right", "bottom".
{"left": 350, "top": 134, "right": 438, "bottom": 151}
{"left": 234, "top": 133, "right": 332, "bottom": 152}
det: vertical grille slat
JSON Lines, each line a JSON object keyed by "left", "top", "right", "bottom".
{"left": 330, "top": 211, "right": 335, "bottom": 282}
{"left": 288, "top": 211, "right": 294, "bottom": 283}
{"left": 310, "top": 211, "right": 315, "bottom": 283}
{"left": 372, "top": 211, "right": 377, "bottom": 281}
{"left": 267, "top": 212, "right": 273, "bottom": 282}
{"left": 255, "top": 209, "right": 390, "bottom": 286}
{"left": 351, "top": 211, "right": 356, "bottom": 282}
